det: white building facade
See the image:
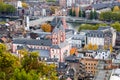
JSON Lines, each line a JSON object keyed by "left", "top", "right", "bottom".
{"left": 95, "top": 50, "right": 110, "bottom": 60}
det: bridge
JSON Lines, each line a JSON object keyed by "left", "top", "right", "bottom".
{"left": 29, "top": 16, "right": 104, "bottom": 26}
{"left": 66, "top": 17, "right": 103, "bottom": 24}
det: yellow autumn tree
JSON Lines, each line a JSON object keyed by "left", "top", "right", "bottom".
{"left": 93, "top": 44, "right": 98, "bottom": 50}
{"left": 83, "top": 43, "right": 98, "bottom": 50}
{"left": 109, "top": 44, "right": 113, "bottom": 53}
{"left": 50, "top": 6, "right": 59, "bottom": 14}
{"left": 104, "top": 45, "right": 108, "bottom": 50}
{"left": 83, "top": 45, "right": 87, "bottom": 50}
{"left": 41, "top": 23, "right": 52, "bottom": 32}
{"left": 70, "top": 47, "right": 77, "bottom": 55}
{"left": 22, "top": 2, "right": 28, "bottom": 9}
{"left": 113, "top": 6, "right": 120, "bottom": 12}
{"left": 87, "top": 43, "right": 93, "bottom": 50}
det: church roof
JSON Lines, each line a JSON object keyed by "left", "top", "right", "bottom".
{"left": 13, "top": 38, "right": 52, "bottom": 46}
{"left": 50, "top": 17, "right": 61, "bottom": 27}
{"left": 51, "top": 17, "right": 65, "bottom": 33}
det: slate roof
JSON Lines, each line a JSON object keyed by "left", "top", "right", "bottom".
{"left": 51, "top": 17, "right": 65, "bottom": 33}
{"left": 50, "top": 17, "right": 61, "bottom": 28}
{"left": 65, "top": 55, "right": 80, "bottom": 63}
{"left": 72, "top": 34, "right": 85, "bottom": 40}
{"left": 32, "top": 49, "right": 50, "bottom": 57}
{"left": 92, "top": 3, "right": 109, "bottom": 10}
{"left": 87, "top": 30, "right": 104, "bottom": 37}
{"left": 13, "top": 38, "right": 52, "bottom": 46}
{"left": 98, "top": 26, "right": 111, "bottom": 31}
{"left": 52, "top": 20, "right": 65, "bottom": 33}
{"left": 57, "top": 62, "right": 68, "bottom": 72}
{"left": 87, "top": 2, "right": 120, "bottom": 10}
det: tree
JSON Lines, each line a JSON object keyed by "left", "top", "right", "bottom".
{"left": 72, "top": 10, "right": 76, "bottom": 16}
{"left": 99, "top": 11, "right": 112, "bottom": 21}
{"left": 111, "top": 21, "right": 120, "bottom": 31}
{"left": 69, "top": 9, "right": 72, "bottom": 16}
{"left": 10, "top": 68, "right": 39, "bottom": 80}
{"left": 95, "top": 23, "right": 108, "bottom": 28}
{"left": 83, "top": 43, "right": 98, "bottom": 50}
{"left": 79, "top": 10, "right": 82, "bottom": 17}
{"left": 22, "top": 2, "right": 28, "bottom": 9}
{"left": 90, "top": 10, "right": 93, "bottom": 19}
{"left": 0, "top": 2, "right": 16, "bottom": 14}
{"left": 0, "top": 44, "right": 58, "bottom": 80}
{"left": 0, "top": 44, "right": 20, "bottom": 80}
{"left": 83, "top": 45, "right": 87, "bottom": 50}
{"left": 93, "top": 44, "right": 98, "bottom": 50}
{"left": 70, "top": 48, "right": 77, "bottom": 55}
{"left": 104, "top": 45, "right": 108, "bottom": 50}
{"left": 109, "top": 44, "right": 113, "bottom": 53}
{"left": 41, "top": 23, "right": 52, "bottom": 32}
{"left": 78, "top": 24, "right": 99, "bottom": 32}
{"left": 113, "top": 6, "right": 120, "bottom": 12}
{"left": 50, "top": 6, "right": 59, "bottom": 14}
{"left": 94, "top": 10, "right": 97, "bottom": 19}
{"left": 82, "top": 11, "right": 86, "bottom": 18}
{"left": 87, "top": 43, "right": 93, "bottom": 50}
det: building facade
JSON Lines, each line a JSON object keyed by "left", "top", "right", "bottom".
{"left": 86, "top": 27, "right": 116, "bottom": 48}
{"left": 71, "top": 33, "right": 86, "bottom": 49}
{"left": 80, "top": 58, "right": 99, "bottom": 75}
{"left": 12, "top": 17, "right": 70, "bottom": 62}
{"left": 94, "top": 50, "right": 110, "bottom": 60}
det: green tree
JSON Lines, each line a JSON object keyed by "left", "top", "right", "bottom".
{"left": 69, "top": 9, "right": 72, "bottom": 16}
{"left": 78, "top": 24, "right": 99, "bottom": 32}
{"left": 0, "top": 2, "right": 16, "bottom": 14}
{"left": 0, "top": 44, "right": 58, "bottom": 80}
{"left": 94, "top": 10, "right": 97, "bottom": 19}
{"left": 99, "top": 11, "right": 112, "bottom": 21}
{"left": 10, "top": 68, "right": 39, "bottom": 80}
{"left": 82, "top": 11, "right": 86, "bottom": 18}
{"left": 79, "top": 10, "right": 82, "bottom": 17}
{"left": 72, "top": 10, "right": 76, "bottom": 16}
{"left": 0, "top": 44, "right": 20, "bottom": 80}
{"left": 111, "top": 21, "right": 120, "bottom": 31}
{"left": 90, "top": 10, "right": 93, "bottom": 19}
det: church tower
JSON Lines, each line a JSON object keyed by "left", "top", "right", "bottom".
{"left": 52, "top": 17, "right": 67, "bottom": 45}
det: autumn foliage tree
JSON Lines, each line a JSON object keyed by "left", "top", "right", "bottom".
{"left": 109, "top": 44, "right": 113, "bottom": 53}
{"left": 41, "top": 23, "right": 52, "bottom": 32}
{"left": 70, "top": 48, "right": 77, "bottom": 55}
{"left": 83, "top": 43, "right": 98, "bottom": 50}
{"left": 22, "top": 2, "right": 28, "bottom": 9}
{"left": 113, "top": 6, "right": 120, "bottom": 12}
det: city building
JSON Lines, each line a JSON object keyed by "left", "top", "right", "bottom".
{"left": 65, "top": 55, "right": 87, "bottom": 80}
{"left": 12, "top": 17, "right": 70, "bottom": 62}
{"left": 114, "top": 32, "right": 120, "bottom": 50}
{"left": 86, "top": 27, "right": 116, "bottom": 48}
{"left": 94, "top": 50, "right": 110, "bottom": 60}
{"left": 80, "top": 58, "right": 99, "bottom": 75}
{"left": 110, "top": 68, "right": 120, "bottom": 80}
{"left": 71, "top": 33, "right": 86, "bottom": 49}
